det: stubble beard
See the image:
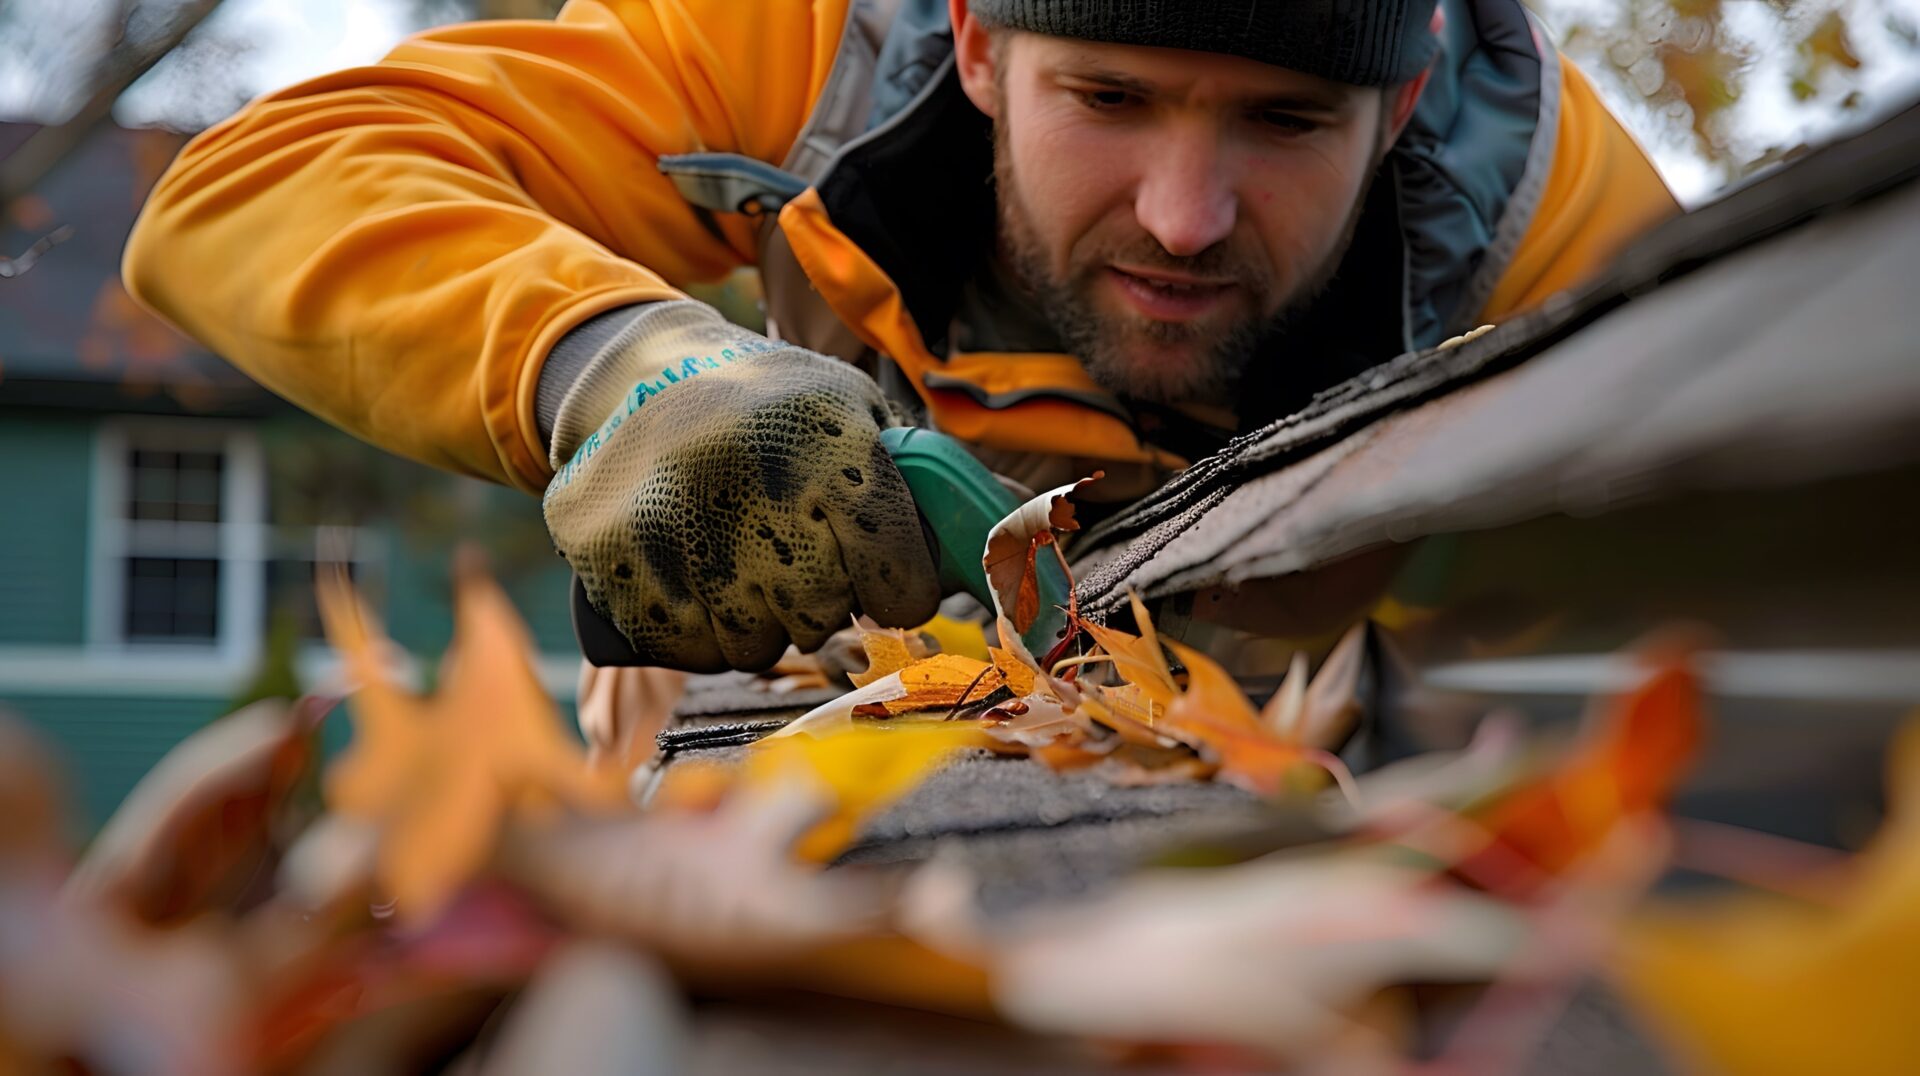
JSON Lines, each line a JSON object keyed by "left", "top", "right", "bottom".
{"left": 992, "top": 118, "right": 1379, "bottom": 408}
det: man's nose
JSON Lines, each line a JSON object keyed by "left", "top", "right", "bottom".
{"left": 1133, "top": 126, "right": 1238, "bottom": 257}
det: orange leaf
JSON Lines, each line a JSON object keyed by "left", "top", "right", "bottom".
{"left": 989, "top": 646, "right": 1037, "bottom": 698}
{"left": 869, "top": 654, "right": 997, "bottom": 716}
{"left": 1161, "top": 638, "right": 1324, "bottom": 796}
{"left": 317, "top": 550, "right": 631, "bottom": 923}
{"left": 1463, "top": 650, "right": 1703, "bottom": 896}
{"left": 847, "top": 617, "right": 927, "bottom": 689}
{"left": 1076, "top": 616, "right": 1177, "bottom": 709}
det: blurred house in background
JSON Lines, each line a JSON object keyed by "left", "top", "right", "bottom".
{"left": 0, "top": 121, "right": 581, "bottom": 827}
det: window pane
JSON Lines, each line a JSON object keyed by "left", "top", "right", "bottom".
{"left": 124, "top": 557, "right": 220, "bottom": 641}
{"left": 126, "top": 445, "right": 225, "bottom": 523}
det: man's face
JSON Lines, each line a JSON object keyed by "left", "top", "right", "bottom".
{"left": 969, "top": 31, "right": 1397, "bottom": 405}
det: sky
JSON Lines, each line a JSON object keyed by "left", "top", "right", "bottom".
{"left": 2, "top": 0, "right": 1918, "bottom": 206}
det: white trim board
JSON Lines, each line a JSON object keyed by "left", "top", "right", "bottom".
{"left": 0, "top": 645, "right": 586, "bottom": 702}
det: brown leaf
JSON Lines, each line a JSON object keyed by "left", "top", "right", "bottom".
{"left": 244, "top": 884, "right": 557, "bottom": 1070}
{"left": 0, "top": 709, "right": 68, "bottom": 865}
{"left": 983, "top": 475, "right": 1101, "bottom": 631}
{"left": 65, "top": 699, "right": 316, "bottom": 925}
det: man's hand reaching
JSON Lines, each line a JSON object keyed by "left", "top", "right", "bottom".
{"left": 542, "top": 301, "right": 939, "bottom": 672}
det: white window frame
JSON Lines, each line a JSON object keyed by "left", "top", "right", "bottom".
{"left": 0, "top": 416, "right": 581, "bottom": 701}
{"left": 87, "top": 417, "right": 268, "bottom": 668}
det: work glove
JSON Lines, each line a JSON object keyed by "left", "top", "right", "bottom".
{"left": 541, "top": 300, "right": 940, "bottom": 672}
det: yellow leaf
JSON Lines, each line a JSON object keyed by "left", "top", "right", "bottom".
{"left": 1613, "top": 715, "right": 1920, "bottom": 1076}
{"left": 748, "top": 722, "right": 993, "bottom": 861}
{"left": 317, "top": 551, "right": 629, "bottom": 922}
{"left": 918, "top": 614, "right": 991, "bottom": 662}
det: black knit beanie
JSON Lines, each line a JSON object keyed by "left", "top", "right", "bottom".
{"left": 969, "top": 0, "right": 1440, "bottom": 86}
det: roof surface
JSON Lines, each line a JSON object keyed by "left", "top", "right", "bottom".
{"left": 0, "top": 123, "right": 265, "bottom": 411}
{"left": 1076, "top": 100, "right": 1920, "bottom": 613}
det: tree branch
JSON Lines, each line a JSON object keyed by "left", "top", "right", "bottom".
{"left": 0, "top": 0, "right": 227, "bottom": 210}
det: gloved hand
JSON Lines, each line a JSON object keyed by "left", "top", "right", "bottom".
{"left": 541, "top": 300, "right": 940, "bottom": 672}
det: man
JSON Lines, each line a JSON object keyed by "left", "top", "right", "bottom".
{"left": 124, "top": 0, "right": 1676, "bottom": 673}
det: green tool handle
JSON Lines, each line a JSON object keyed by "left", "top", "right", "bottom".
{"left": 879, "top": 427, "right": 1070, "bottom": 654}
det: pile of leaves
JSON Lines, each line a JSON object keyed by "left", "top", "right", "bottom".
{"left": 1, "top": 483, "right": 1915, "bottom": 1073}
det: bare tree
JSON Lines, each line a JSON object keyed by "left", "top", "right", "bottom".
{"left": 0, "top": 0, "right": 227, "bottom": 212}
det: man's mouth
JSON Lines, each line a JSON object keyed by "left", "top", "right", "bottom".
{"left": 1105, "top": 265, "right": 1236, "bottom": 322}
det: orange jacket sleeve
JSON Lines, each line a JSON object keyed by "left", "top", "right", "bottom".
{"left": 1480, "top": 58, "right": 1681, "bottom": 323}
{"left": 124, "top": 0, "right": 849, "bottom": 491}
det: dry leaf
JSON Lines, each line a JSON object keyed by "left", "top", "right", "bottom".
{"left": 1460, "top": 650, "right": 1702, "bottom": 897}
{"left": 768, "top": 671, "right": 911, "bottom": 738}
{"left": 749, "top": 723, "right": 996, "bottom": 862}
{"left": 1163, "top": 637, "right": 1327, "bottom": 797}
{"left": 245, "top": 884, "right": 557, "bottom": 1070}
{"left": 980, "top": 697, "right": 1089, "bottom": 750}
{"left": 476, "top": 943, "right": 686, "bottom": 1074}
{"left": 1612, "top": 716, "right": 1920, "bottom": 1076}
{"left": 867, "top": 653, "right": 997, "bottom": 716}
{"left": 1074, "top": 681, "right": 1172, "bottom": 747}
{"left": 986, "top": 853, "right": 1525, "bottom": 1061}
{"left": 0, "top": 716, "right": 243, "bottom": 1076}
{"left": 778, "top": 653, "right": 1001, "bottom": 735}
{"left": 276, "top": 814, "right": 380, "bottom": 912}
{"left": 1317, "top": 712, "right": 1526, "bottom": 830}
{"left": 846, "top": 616, "right": 930, "bottom": 688}
{"left": 1076, "top": 616, "right": 1177, "bottom": 710}
{"left": 317, "top": 551, "right": 630, "bottom": 922}
{"left": 62, "top": 699, "right": 315, "bottom": 925}
{"left": 496, "top": 775, "right": 892, "bottom": 964}
{"left": 89, "top": 709, "right": 312, "bottom": 913}
{"left": 0, "top": 709, "right": 66, "bottom": 864}
{"left": 577, "top": 663, "right": 687, "bottom": 772}
{"left": 989, "top": 646, "right": 1037, "bottom": 698}
{"left": 1099, "top": 744, "right": 1218, "bottom": 786}
{"left": 983, "top": 474, "right": 1101, "bottom": 633}
{"left": 1260, "top": 622, "right": 1367, "bottom": 750}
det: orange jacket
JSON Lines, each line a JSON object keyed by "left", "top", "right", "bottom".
{"left": 124, "top": 0, "right": 1675, "bottom": 493}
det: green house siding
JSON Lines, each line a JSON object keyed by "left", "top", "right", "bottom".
{"left": 0, "top": 411, "right": 94, "bottom": 646}
{"left": 0, "top": 408, "right": 588, "bottom": 829}
{"left": 1, "top": 692, "right": 225, "bottom": 830}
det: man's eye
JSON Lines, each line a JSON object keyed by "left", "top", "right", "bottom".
{"left": 1259, "top": 111, "right": 1318, "bottom": 134}
{"left": 1078, "top": 89, "right": 1136, "bottom": 110}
